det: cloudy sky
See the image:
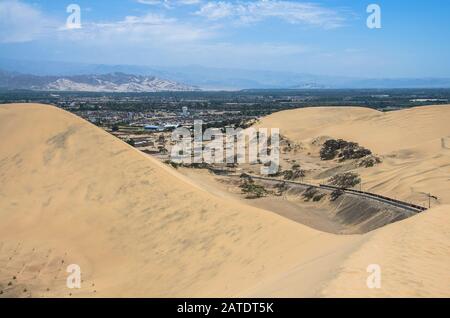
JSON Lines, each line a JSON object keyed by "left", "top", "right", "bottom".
{"left": 0, "top": 0, "right": 449, "bottom": 77}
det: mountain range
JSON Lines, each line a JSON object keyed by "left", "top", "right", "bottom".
{"left": 0, "top": 70, "right": 198, "bottom": 92}
{"left": 1, "top": 58, "right": 450, "bottom": 90}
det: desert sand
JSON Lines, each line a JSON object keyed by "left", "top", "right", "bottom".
{"left": 256, "top": 105, "right": 450, "bottom": 206}
{"left": 0, "top": 103, "right": 449, "bottom": 297}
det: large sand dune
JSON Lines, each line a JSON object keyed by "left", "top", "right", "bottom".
{"left": 0, "top": 104, "right": 449, "bottom": 297}
{"left": 257, "top": 105, "right": 450, "bottom": 206}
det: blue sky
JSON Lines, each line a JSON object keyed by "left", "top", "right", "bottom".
{"left": 0, "top": 0, "right": 449, "bottom": 77}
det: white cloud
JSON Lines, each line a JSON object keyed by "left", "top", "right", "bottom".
{"left": 137, "top": 0, "right": 201, "bottom": 7}
{"left": 0, "top": 0, "right": 345, "bottom": 46}
{"left": 63, "top": 13, "right": 213, "bottom": 44}
{"left": 0, "top": 0, "right": 53, "bottom": 43}
{"left": 0, "top": 0, "right": 343, "bottom": 71}
{"left": 196, "top": 0, "right": 345, "bottom": 28}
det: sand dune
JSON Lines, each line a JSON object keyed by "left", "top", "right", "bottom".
{"left": 0, "top": 103, "right": 354, "bottom": 297}
{"left": 322, "top": 204, "right": 450, "bottom": 297}
{"left": 0, "top": 104, "right": 449, "bottom": 297}
{"left": 257, "top": 105, "right": 450, "bottom": 206}
{"left": 253, "top": 105, "right": 450, "bottom": 297}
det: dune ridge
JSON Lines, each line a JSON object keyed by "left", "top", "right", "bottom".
{"left": 0, "top": 103, "right": 449, "bottom": 297}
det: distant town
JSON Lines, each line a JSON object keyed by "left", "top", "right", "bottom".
{"left": 1, "top": 88, "right": 449, "bottom": 169}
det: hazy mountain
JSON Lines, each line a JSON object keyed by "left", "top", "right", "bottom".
{"left": 0, "top": 70, "right": 199, "bottom": 92}
{"left": 1, "top": 58, "right": 449, "bottom": 90}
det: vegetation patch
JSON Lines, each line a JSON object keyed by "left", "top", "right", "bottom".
{"left": 320, "top": 139, "right": 372, "bottom": 161}
{"left": 240, "top": 177, "right": 268, "bottom": 199}
{"left": 302, "top": 186, "right": 325, "bottom": 202}
{"left": 358, "top": 155, "right": 382, "bottom": 167}
{"left": 328, "top": 172, "right": 361, "bottom": 188}
{"left": 312, "top": 193, "right": 326, "bottom": 202}
{"left": 283, "top": 164, "right": 306, "bottom": 181}
{"left": 330, "top": 189, "right": 344, "bottom": 201}
{"left": 275, "top": 181, "right": 289, "bottom": 196}
{"left": 283, "top": 169, "right": 305, "bottom": 181}
{"left": 164, "top": 160, "right": 212, "bottom": 170}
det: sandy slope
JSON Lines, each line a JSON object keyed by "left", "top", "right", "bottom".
{"left": 0, "top": 104, "right": 448, "bottom": 298}
{"left": 322, "top": 204, "right": 450, "bottom": 297}
{"left": 0, "top": 103, "right": 356, "bottom": 297}
{"left": 254, "top": 105, "right": 450, "bottom": 297}
{"left": 257, "top": 105, "right": 450, "bottom": 206}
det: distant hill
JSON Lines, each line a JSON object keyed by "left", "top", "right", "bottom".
{"left": 0, "top": 69, "right": 199, "bottom": 92}
{"left": 1, "top": 58, "right": 450, "bottom": 90}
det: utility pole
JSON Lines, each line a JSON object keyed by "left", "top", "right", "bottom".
{"left": 427, "top": 193, "right": 438, "bottom": 209}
